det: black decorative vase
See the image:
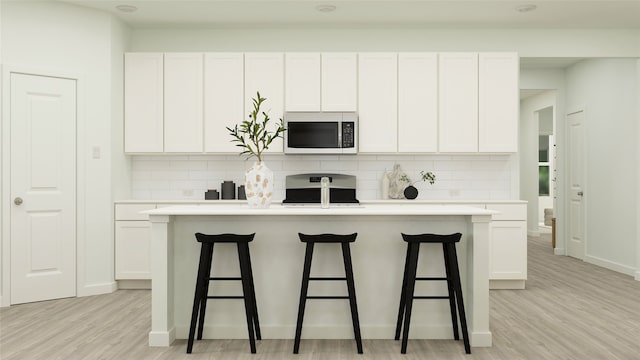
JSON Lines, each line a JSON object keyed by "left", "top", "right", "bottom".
{"left": 404, "top": 185, "right": 418, "bottom": 200}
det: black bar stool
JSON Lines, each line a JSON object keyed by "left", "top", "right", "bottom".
{"left": 394, "top": 232, "right": 470, "bottom": 354}
{"left": 187, "top": 233, "right": 261, "bottom": 354}
{"left": 293, "top": 233, "right": 363, "bottom": 354}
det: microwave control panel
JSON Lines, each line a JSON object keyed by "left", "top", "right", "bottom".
{"left": 342, "top": 122, "right": 355, "bottom": 148}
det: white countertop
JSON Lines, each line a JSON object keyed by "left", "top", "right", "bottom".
{"left": 118, "top": 199, "right": 526, "bottom": 205}
{"left": 144, "top": 203, "right": 497, "bottom": 216}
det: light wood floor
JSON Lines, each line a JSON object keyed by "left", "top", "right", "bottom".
{"left": 2, "top": 234, "right": 640, "bottom": 359}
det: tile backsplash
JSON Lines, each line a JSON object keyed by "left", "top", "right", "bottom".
{"left": 131, "top": 154, "right": 516, "bottom": 201}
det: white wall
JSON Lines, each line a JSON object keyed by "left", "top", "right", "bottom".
{"left": 565, "top": 58, "right": 638, "bottom": 275}
{"left": 1, "top": 1, "right": 128, "bottom": 299}
{"left": 131, "top": 28, "right": 640, "bottom": 57}
{"left": 129, "top": 154, "right": 515, "bottom": 201}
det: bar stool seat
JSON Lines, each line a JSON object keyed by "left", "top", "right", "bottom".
{"left": 294, "top": 233, "right": 363, "bottom": 354}
{"left": 395, "top": 232, "right": 470, "bottom": 354}
{"left": 187, "top": 233, "right": 260, "bottom": 354}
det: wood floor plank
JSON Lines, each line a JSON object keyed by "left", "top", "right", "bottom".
{"left": 1, "top": 234, "right": 639, "bottom": 359}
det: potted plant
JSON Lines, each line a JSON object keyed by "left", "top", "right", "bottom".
{"left": 227, "top": 91, "right": 286, "bottom": 208}
{"left": 400, "top": 171, "right": 436, "bottom": 200}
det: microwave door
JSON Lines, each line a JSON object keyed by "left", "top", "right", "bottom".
{"left": 287, "top": 122, "right": 339, "bottom": 149}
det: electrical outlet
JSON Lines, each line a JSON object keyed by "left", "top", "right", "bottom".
{"left": 449, "top": 189, "right": 460, "bottom": 197}
{"left": 92, "top": 146, "right": 101, "bottom": 159}
{"left": 182, "top": 189, "right": 194, "bottom": 197}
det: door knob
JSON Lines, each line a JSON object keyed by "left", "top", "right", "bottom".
{"left": 14, "top": 197, "right": 23, "bottom": 205}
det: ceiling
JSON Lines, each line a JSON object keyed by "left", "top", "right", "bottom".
{"left": 56, "top": 0, "right": 640, "bottom": 28}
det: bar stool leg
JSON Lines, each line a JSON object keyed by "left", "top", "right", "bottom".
{"left": 442, "top": 243, "right": 460, "bottom": 341}
{"left": 238, "top": 243, "right": 257, "bottom": 354}
{"left": 245, "top": 243, "right": 261, "bottom": 340}
{"left": 447, "top": 243, "right": 471, "bottom": 354}
{"left": 342, "top": 242, "right": 363, "bottom": 354}
{"left": 197, "top": 243, "right": 214, "bottom": 340}
{"left": 394, "top": 243, "right": 412, "bottom": 340}
{"left": 187, "top": 242, "right": 211, "bottom": 354}
{"left": 293, "top": 242, "right": 315, "bottom": 354}
{"left": 400, "top": 242, "right": 420, "bottom": 354}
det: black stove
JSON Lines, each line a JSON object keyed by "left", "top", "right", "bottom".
{"left": 282, "top": 173, "right": 359, "bottom": 205}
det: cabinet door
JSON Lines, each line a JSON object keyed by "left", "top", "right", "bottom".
{"left": 398, "top": 53, "right": 438, "bottom": 153}
{"left": 490, "top": 221, "right": 527, "bottom": 280}
{"left": 358, "top": 53, "right": 398, "bottom": 153}
{"left": 164, "top": 53, "right": 204, "bottom": 153}
{"left": 285, "top": 53, "right": 320, "bottom": 111}
{"left": 204, "top": 53, "right": 244, "bottom": 153}
{"left": 479, "top": 52, "right": 519, "bottom": 153}
{"left": 321, "top": 53, "right": 357, "bottom": 111}
{"left": 115, "top": 221, "right": 151, "bottom": 280}
{"left": 124, "top": 53, "right": 163, "bottom": 153}
{"left": 245, "top": 53, "right": 284, "bottom": 153}
{"left": 439, "top": 53, "right": 478, "bottom": 152}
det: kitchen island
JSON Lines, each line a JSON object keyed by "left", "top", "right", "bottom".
{"left": 145, "top": 203, "right": 495, "bottom": 348}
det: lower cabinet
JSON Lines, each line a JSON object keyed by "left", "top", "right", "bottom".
{"left": 114, "top": 203, "right": 155, "bottom": 288}
{"left": 487, "top": 203, "right": 527, "bottom": 289}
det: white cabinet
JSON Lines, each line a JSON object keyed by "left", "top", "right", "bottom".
{"left": 487, "top": 203, "right": 527, "bottom": 289}
{"left": 479, "top": 52, "right": 519, "bottom": 152}
{"left": 398, "top": 53, "right": 438, "bottom": 153}
{"left": 321, "top": 53, "right": 357, "bottom": 111}
{"left": 204, "top": 53, "right": 245, "bottom": 153}
{"left": 245, "top": 52, "right": 284, "bottom": 153}
{"left": 438, "top": 53, "right": 478, "bottom": 153}
{"left": 114, "top": 204, "right": 155, "bottom": 283}
{"left": 358, "top": 53, "right": 398, "bottom": 153}
{"left": 285, "top": 53, "right": 321, "bottom": 111}
{"left": 163, "top": 53, "right": 203, "bottom": 153}
{"left": 124, "top": 53, "right": 164, "bottom": 153}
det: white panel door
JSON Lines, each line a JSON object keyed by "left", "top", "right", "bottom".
{"left": 490, "top": 222, "right": 527, "bottom": 279}
{"left": 478, "top": 52, "right": 519, "bottom": 153}
{"left": 115, "top": 221, "right": 152, "bottom": 280}
{"left": 321, "top": 53, "right": 357, "bottom": 111}
{"left": 285, "top": 53, "right": 320, "bottom": 111}
{"left": 398, "top": 53, "right": 438, "bottom": 153}
{"left": 358, "top": 53, "right": 398, "bottom": 153}
{"left": 204, "top": 53, "right": 245, "bottom": 153}
{"left": 10, "top": 73, "right": 76, "bottom": 304}
{"left": 124, "top": 53, "right": 163, "bottom": 153}
{"left": 164, "top": 53, "right": 204, "bottom": 153}
{"left": 439, "top": 53, "right": 478, "bottom": 152}
{"left": 245, "top": 52, "right": 284, "bottom": 153}
{"left": 568, "top": 111, "right": 585, "bottom": 260}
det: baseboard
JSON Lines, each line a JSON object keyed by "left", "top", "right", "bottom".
{"left": 78, "top": 281, "right": 118, "bottom": 297}
{"left": 117, "top": 280, "right": 151, "bottom": 289}
{"left": 527, "top": 230, "right": 540, "bottom": 237}
{"left": 490, "top": 280, "right": 525, "bottom": 289}
{"left": 471, "top": 331, "right": 492, "bottom": 347}
{"left": 0, "top": 295, "right": 6, "bottom": 308}
{"left": 174, "top": 324, "right": 461, "bottom": 340}
{"left": 584, "top": 255, "right": 636, "bottom": 276}
{"left": 554, "top": 247, "right": 565, "bottom": 255}
{"left": 149, "top": 328, "right": 176, "bottom": 347}
{"left": 635, "top": 271, "right": 640, "bottom": 281}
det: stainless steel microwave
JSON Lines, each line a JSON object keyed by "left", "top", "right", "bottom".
{"left": 283, "top": 112, "right": 358, "bottom": 154}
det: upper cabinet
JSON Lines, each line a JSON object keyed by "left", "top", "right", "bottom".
{"left": 285, "top": 53, "right": 321, "bottom": 111}
{"left": 398, "top": 53, "right": 438, "bottom": 153}
{"left": 124, "top": 51, "right": 518, "bottom": 154}
{"left": 321, "top": 53, "right": 357, "bottom": 111}
{"left": 204, "top": 53, "right": 244, "bottom": 153}
{"left": 284, "top": 52, "right": 357, "bottom": 112}
{"left": 438, "top": 52, "right": 479, "bottom": 153}
{"left": 124, "top": 53, "right": 164, "bottom": 153}
{"left": 163, "top": 53, "right": 204, "bottom": 153}
{"left": 479, "top": 52, "right": 519, "bottom": 152}
{"left": 245, "top": 53, "right": 284, "bottom": 153}
{"left": 358, "top": 53, "right": 398, "bottom": 153}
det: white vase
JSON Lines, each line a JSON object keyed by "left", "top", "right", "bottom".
{"left": 245, "top": 161, "right": 274, "bottom": 208}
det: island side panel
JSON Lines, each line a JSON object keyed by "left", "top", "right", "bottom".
{"left": 470, "top": 214, "right": 492, "bottom": 347}
{"left": 148, "top": 215, "right": 176, "bottom": 346}
{"left": 169, "top": 214, "right": 476, "bottom": 341}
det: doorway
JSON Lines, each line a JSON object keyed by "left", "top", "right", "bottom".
{"left": 8, "top": 72, "right": 77, "bottom": 304}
